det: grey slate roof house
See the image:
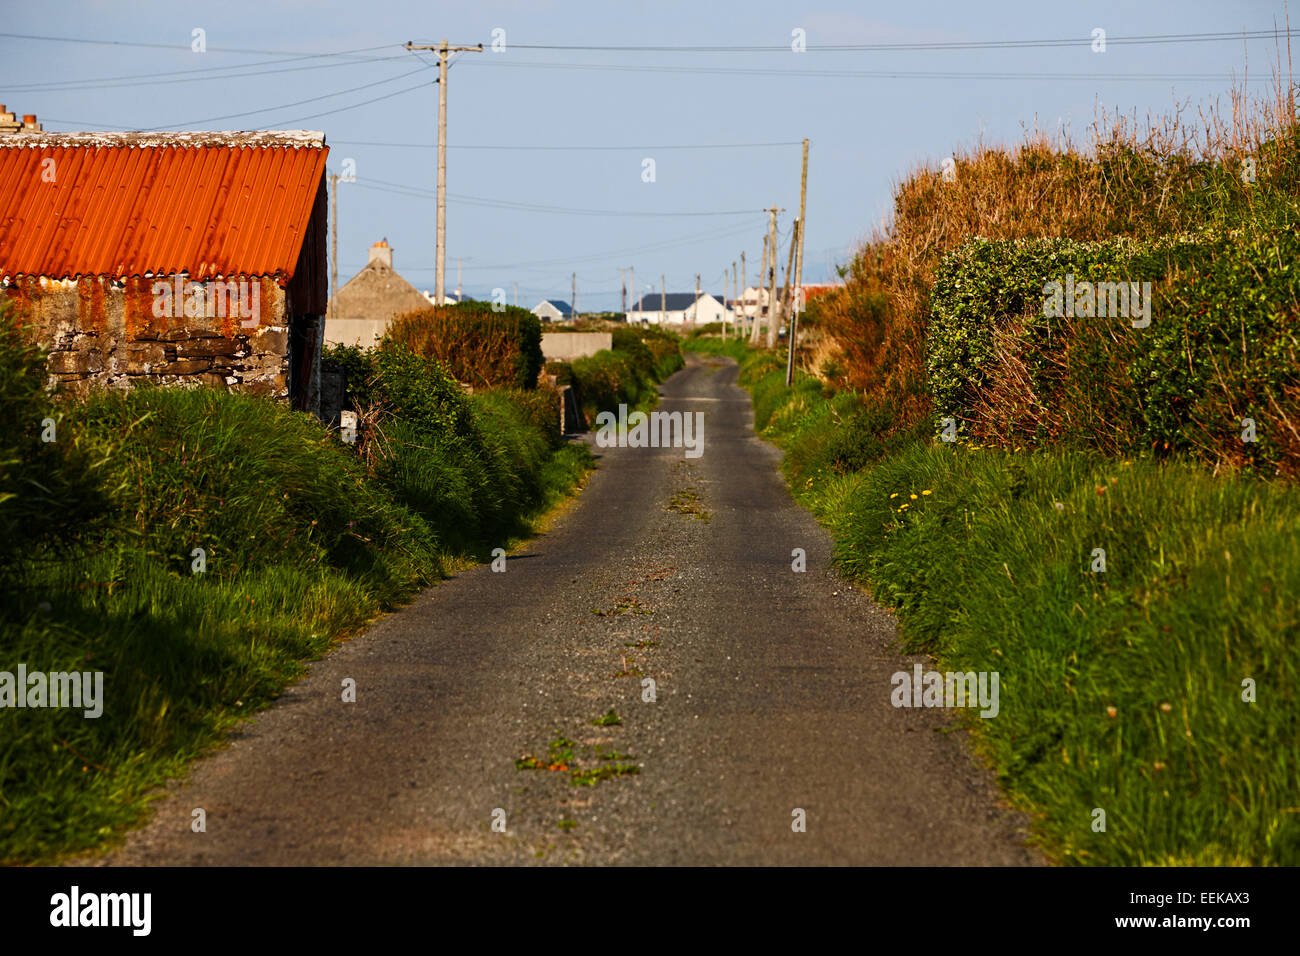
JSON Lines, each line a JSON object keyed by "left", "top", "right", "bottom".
{"left": 626, "top": 291, "right": 727, "bottom": 325}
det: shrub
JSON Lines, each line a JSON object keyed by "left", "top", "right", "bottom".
{"left": 0, "top": 305, "right": 112, "bottom": 577}
{"left": 383, "top": 300, "right": 543, "bottom": 390}
{"left": 568, "top": 332, "right": 683, "bottom": 421}
{"left": 371, "top": 343, "right": 478, "bottom": 444}
{"left": 322, "top": 343, "right": 377, "bottom": 408}
{"left": 927, "top": 229, "right": 1300, "bottom": 477}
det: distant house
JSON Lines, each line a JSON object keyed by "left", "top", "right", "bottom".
{"left": 626, "top": 292, "right": 726, "bottom": 326}
{"left": 734, "top": 283, "right": 837, "bottom": 326}
{"left": 325, "top": 241, "right": 429, "bottom": 348}
{"left": 0, "top": 123, "right": 329, "bottom": 413}
{"left": 533, "top": 299, "right": 573, "bottom": 322}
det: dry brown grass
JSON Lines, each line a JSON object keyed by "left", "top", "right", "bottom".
{"left": 809, "top": 45, "right": 1299, "bottom": 450}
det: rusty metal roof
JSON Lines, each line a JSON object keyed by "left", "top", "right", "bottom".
{"left": 0, "top": 131, "right": 328, "bottom": 281}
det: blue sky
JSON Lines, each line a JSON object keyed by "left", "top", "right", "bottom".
{"left": 2, "top": 0, "right": 1293, "bottom": 310}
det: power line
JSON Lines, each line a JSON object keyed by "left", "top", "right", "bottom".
{"left": 3, "top": 52, "right": 411, "bottom": 93}
{"left": 351, "top": 177, "right": 762, "bottom": 217}
{"left": 468, "top": 59, "right": 1271, "bottom": 83}
{"left": 331, "top": 139, "right": 804, "bottom": 151}
{"left": 137, "top": 64, "right": 431, "bottom": 130}
{"left": 503, "top": 28, "right": 1300, "bottom": 53}
{"left": 0, "top": 31, "right": 397, "bottom": 57}
{"left": 39, "top": 74, "right": 436, "bottom": 131}
{"left": 388, "top": 219, "right": 763, "bottom": 273}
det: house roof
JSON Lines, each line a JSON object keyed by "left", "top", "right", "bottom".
{"left": 0, "top": 131, "right": 328, "bottom": 282}
{"left": 630, "top": 292, "right": 720, "bottom": 312}
{"left": 535, "top": 299, "right": 572, "bottom": 314}
{"left": 328, "top": 258, "right": 429, "bottom": 321}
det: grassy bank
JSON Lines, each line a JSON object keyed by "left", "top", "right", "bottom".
{"left": 0, "top": 323, "right": 592, "bottom": 864}
{"left": 691, "top": 342, "right": 1299, "bottom": 865}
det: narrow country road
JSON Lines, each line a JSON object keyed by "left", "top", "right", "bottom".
{"left": 97, "top": 352, "right": 1038, "bottom": 866}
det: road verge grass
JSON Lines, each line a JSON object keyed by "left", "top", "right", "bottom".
{"left": 709, "top": 343, "right": 1299, "bottom": 865}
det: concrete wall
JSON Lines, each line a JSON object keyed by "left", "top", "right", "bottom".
{"left": 541, "top": 331, "right": 613, "bottom": 362}
{"left": 324, "top": 317, "right": 388, "bottom": 349}
{"left": 5, "top": 274, "right": 293, "bottom": 400}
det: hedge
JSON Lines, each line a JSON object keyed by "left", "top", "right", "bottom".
{"left": 382, "top": 300, "right": 544, "bottom": 390}
{"left": 927, "top": 229, "right": 1300, "bottom": 477}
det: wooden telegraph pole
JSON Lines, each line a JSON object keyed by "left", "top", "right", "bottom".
{"left": 660, "top": 276, "right": 666, "bottom": 326}
{"left": 764, "top": 206, "right": 783, "bottom": 349}
{"left": 750, "top": 234, "right": 767, "bottom": 345}
{"left": 722, "top": 266, "right": 728, "bottom": 339}
{"left": 780, "top": 218, "right": 798, "bottom": 330}
{"left": 786, "top": 139, "right": 809, "bottom": 386}
{"left": 405, "top": 38, "right": 483, "bottom": 306}
{"left": 740, "top": 251, "right": 747, "bottom": 337}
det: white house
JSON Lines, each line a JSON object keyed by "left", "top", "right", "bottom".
{"left": 626, "top": 291, "right": 728, "bottom": 326}
{"left": 532, "top": 299, "right": 573, "bottom": 322}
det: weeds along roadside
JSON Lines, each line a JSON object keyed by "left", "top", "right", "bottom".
{"left": 690, "top": 340, "right": 1298, "bottom": 866}
{"left": 0, "top": 307, "right": 681, "bottom": 865}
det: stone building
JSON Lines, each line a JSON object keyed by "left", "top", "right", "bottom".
{"left": 0, "top": 127, "right": 330, "bottom": 413}
{"left": 324, "top": 240, "right": 430, "bottom": 348}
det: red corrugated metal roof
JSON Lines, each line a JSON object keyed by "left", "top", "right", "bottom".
{"left": 0, "top": 132, "right": 328, "bottom": 281}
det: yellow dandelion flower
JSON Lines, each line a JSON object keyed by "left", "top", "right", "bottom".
{"left": 921, "top": 490, "right": 932, "bottom": 496}
{"left": 889, "top": 493, "right": 899, "bottom": 499}
{"left": 910, "top": 493, "right": 918, "bottom": 500}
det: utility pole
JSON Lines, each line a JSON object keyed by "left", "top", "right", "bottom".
{"left": 621, "top": 267, "right": 627, "bottom": 314}
{"left": 405, "top": 37, "right": 483, "bottom": 306}
{"left": 694, "top": 273, "right": 701, "bottom": 328}
{"left": 723, "top": 266, "right": 729, "bottom": 340}
{"left": 328, "top": 173, "right": 339, "bottom": 320}
{"left": 765, "top": 206, "right": 783, "bottom": 349}
{"left": 629, "top": 266, "right": 635, "bottom": 318}
{"left": 783, "top": 220, "right": 800, "bottom": 385}
{"left": 750, "top": 233, "right": 768, "bottom": 345}
{"left": 660, "top": 275, "right": 666, "bottom": 326}
{"left": 732, "top": 260, "right": 738, "bottom": 339}
{"left": 780, "top": 220, "right": 797, "bottom": 331}
{"left": 455, "top": 257, "right": 464, "bottom": 302}
{"left": 788, "top": 138, "right": 810, "bottom": 386}
{"left": 740, "top": 251, "right": 747, "bottom": 336}
{"left": 572, "top": 272, "right": 577, "bottom": 322}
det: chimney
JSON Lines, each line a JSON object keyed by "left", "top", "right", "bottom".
{"left": 22, "top": 114, "right": 42, "bottom": 132}
{"left": 0, "top": 106, "right": 22, "bottom": 135}
{"left": 368, "top": 240, "right": 392, "bottom": 269}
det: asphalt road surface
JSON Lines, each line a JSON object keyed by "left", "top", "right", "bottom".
{"left": 97, "top": 352, "right": 1039, "bottom": 866}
